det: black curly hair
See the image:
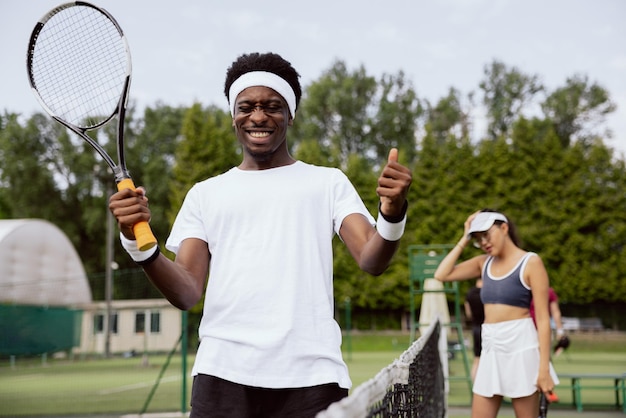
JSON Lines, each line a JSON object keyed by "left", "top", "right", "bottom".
{"left": 223, "top": 52, "right": 302, "bottom": 108}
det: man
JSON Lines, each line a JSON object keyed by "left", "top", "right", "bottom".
{"left": 109, "top": 52, "right": 412, "bottom": 417}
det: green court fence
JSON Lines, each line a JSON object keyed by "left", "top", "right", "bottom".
{"left": 0, "top": 305, "right": 82, "bottom": 356}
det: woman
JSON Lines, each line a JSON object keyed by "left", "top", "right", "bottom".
{"left": 434, "top": 209, "right": 558, "bottom": 418}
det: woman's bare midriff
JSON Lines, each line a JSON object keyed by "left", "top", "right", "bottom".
{"left": 483, "top": 304, "right": 530, "bottom": 323}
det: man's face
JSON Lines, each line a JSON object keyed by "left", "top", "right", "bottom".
{"left": 232, "top": 86, "right": 292, "bottom": 161}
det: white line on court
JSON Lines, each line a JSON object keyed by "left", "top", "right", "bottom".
{"left": 98, "top": 375, "right": 181, "bottom": 395}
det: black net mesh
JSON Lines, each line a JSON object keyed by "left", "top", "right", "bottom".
{"left": 366, "top": 321, "right": 445, "bottom": 418}
{"left": 318, "top": 319, "right": 445, "bottom": 418}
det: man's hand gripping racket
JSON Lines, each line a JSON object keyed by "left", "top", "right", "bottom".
{"left": 27, "top": 1, "right": 156, "bottom": 250}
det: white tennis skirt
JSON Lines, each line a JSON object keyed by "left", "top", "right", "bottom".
{"left": 473, "top": 317, "right": 559, "bottom": 398}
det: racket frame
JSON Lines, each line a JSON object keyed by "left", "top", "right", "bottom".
{"left": 26, "top": 1, "right": 132, "bottom": 183}
{"left": 26, "top": 1, "right": 157, "bottom": 251}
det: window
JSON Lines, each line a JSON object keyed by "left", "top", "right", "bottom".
{"left": 109, "top": 313, "right": 118, "bottom": 334}
{"left": 94, "top": 312, "right": 118, "bottom": 334}
{"left": 135, "top": 312, "right": 146, "bottom": 333}
{"left": 94, "top": 314, "right": 104, "bottom": 334}
{"left": 150, "top": 311, "right": 161, "bottom": 333}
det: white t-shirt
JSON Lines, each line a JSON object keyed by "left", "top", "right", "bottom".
{"left": 166, "top": 161, "right": 375, "bottom": 389}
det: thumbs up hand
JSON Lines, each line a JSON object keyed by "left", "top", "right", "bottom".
{"left": 377, "top": 148, "right": 412, "bottom": 218}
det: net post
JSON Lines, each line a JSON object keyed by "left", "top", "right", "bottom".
{"left": 408, "top": 244, "right": 473, "bottom": 405}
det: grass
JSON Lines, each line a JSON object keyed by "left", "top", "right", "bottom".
{"left": 0, "top": 331, "right": 624, "bottom": 417}
{"left": 0, "top": 355, "right": 190, "bottom": 416}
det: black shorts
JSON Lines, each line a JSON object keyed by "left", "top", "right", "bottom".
{"left": 472, "top": 325, "right": 482, "bottom": 357}
{"left": 190, "top": 374, "right": 348, "bottom": 418}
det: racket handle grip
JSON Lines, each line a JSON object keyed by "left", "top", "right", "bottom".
{"left": 117, "top": 178, "right": 158, "bottom": 251}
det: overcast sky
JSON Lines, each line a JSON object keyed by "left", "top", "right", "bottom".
{"left": 2, "top": 0, "right": 625, "bottom": 154}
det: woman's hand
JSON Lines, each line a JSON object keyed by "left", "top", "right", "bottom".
{"left": 463, "top": 211, "right": 481, "bottom": 238}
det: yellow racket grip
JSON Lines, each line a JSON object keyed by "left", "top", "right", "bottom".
{"left": 117, "top": 178, "right": 158, "bottom": 251}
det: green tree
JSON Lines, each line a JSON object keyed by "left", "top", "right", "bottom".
{"left": 541, "top": 74, "right": 617, "bottom": 147}
{"left": 424, "top": 87, "right": 472, "bottom": 146}
{"left": 368, "top": 71, "right": 422, "bottom": 165}
{"left": 549, "top": 142, "right": 626, "bottom": 303}
{"left": 170, "top": 104, "right": 238, "bottom": 220}
{"left": 293, "top": 61, "right": 422, "bottom": 169}
{"left": 0, "top": 113, "right": 62, "bottom": 222}
{"left": 479, "top": 60, "right": 543, "bottom": 140}
{"left": 293, "top": 138, "right": 338, "bottom": 167}
{"left": 2, "top": 58, "right": 625, "bottom": 321}
{"left": 291, "top": 60, "right": 377, "bottom": 167}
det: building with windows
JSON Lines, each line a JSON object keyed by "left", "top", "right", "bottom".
{"left": 79, "top": 299, "right": 182, "bottom": 355}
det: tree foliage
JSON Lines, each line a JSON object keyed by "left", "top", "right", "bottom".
{"left": 1, "top": 58, "right": 624, "bottom": 317}
{"left": 169, "top": 103, "right": 238, "bottom": 223}
{"left": 290, "top": 61, "right": 422, "bottom": 169}
{"left": 479, "top": 60, "right": 543, "bottom": 140}
{"left": 541, "top": 74, "right": 617, "bottom": 147}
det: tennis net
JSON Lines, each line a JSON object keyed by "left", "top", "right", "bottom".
{"left": 317, "top": 319, "right": 445, "bottom": 418}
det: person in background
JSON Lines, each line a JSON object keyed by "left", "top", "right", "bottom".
{"left": 434, "top": 209, "right": 559, "bottom": 418}
{"left": 530, "top": 287, "right": 568, "bottom": 356}
{"left": 109, "top": 52, "right": 412, "bottom": 418}
{"left": 464, "top": 278, "right": 484, "bottom": 382}
{"left": 553, "top": 332, "right": 570, "bottom": 357}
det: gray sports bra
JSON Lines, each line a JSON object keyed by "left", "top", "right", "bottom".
{"left": 480, "top": 252, "right": 535, "bottom": 308}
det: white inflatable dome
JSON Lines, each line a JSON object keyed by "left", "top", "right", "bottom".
{"left": 0, "top": 219, "right": 92, "bottom": 306}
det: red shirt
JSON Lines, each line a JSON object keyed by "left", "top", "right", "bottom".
{"left": 529, "top": 287, "right": 558, "bottom": 326}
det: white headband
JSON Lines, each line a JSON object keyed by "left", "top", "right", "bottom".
{"left": 228, "top": 71, "right": 297, "bottom": 119}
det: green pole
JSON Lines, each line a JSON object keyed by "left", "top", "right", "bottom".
{"left": 181, "top": 310, "right": 188, "bottom": 413}
{"left": 344, "top": 297, "right": 352, "bottom": 362}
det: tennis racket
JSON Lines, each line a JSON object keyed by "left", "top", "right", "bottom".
{"left": 26, "top": 1, "right": 156, "bottom": 251}
{"left": 538, "top": 392, "right": 549, "bottom": 418}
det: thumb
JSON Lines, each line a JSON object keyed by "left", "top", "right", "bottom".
{"left": 388, "top": 148, "right": 398, "bottom": 163}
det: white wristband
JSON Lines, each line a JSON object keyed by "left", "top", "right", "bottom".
{"left": 120, "top": 233, "right": 159, "bottom": 264}
{"left": 376, "top": 212, "right": 407, "bottom": 241}
{"left": 556, "top": 329, "right": 564, "bottom": 337}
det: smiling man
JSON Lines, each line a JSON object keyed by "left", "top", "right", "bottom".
{"left": 109, "top": 52, "right": 412, "bottom": 417}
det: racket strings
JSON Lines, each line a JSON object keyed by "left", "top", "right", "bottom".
{"left": 30, "top": 5, "right": 129, "bottom": 129}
